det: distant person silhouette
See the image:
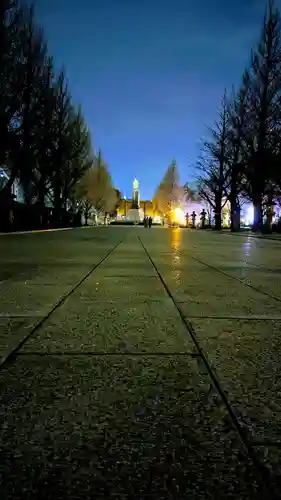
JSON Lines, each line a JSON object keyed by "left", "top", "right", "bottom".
{"left": 148, "top": 217, "right": 152, "bottom": 228}
{"left": 191, "top": 211, "right": 196, "bottom": 228}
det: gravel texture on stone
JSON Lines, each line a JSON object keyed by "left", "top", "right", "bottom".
{"left": 253, "top": 445, "right": 281, "bottom": 493}
{"left": 151, "top": 265, "right": 279, "bottom": 317}
{"left": 1, "top": 226, "right": 281, "bottom": 498}
{"left": 71, "top": 275, "right": 168, "bottom": 302}
{"left": 18, "top": 262, "right": 103, "bottom": 286}
{"left": 21, "top": 298, "right": 194, "bottom": 353}
{"left": 0, "top": 317, "right": 39, "bottom": 357}
{"left": 93, "top": 259, "right": 157, "bottom": 276}
{"left": 0, "top": 355, "right": 262, "bottom": 500}
{"left": 218, "top": 266, "right": 281, "bottom": 300}
{"left": 191, "top": 318, "right": 281, "bottom": 444}
{"left": 0, "top": 283, "right": 71, "bottom": 316}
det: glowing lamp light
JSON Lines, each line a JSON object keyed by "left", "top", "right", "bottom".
{"left": 172, "top": 207, "right": 186, "bottom": 225}
{"left": 245, "top": 205, "right": 254, "bottom": 226}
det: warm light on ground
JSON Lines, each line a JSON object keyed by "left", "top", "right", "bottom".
{"left": 172, "top": 207, "right": 186, "bottom": 225}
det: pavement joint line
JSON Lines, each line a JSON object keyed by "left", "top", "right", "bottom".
{"left": 189, "top": 254, "right": 281, "bottom": 304}
{"left": 0, "top": 237, "right": 126, "bottom": 371}
{"left": 0, "top": 299, "right": 177, "bottom": 315}
{"left": 138, "top": 234, "right": 273, "bottom": 499}
{"left": 187, "top": 247, "right": 281, "bottom": 274}
{"left": 175, "top": 313, "right": 281, "bottom": 321}
{"left": 0, "top": 225, "right": 107, "bottom": 236}
{"left": 0, "top": 227, "right": 74, "bottom": 236}
{"left": 15, "top": 283, "right": 77, "bottom": 288}
{"left": 2, "top": 230, "right": 279, "bottom": 497}
{"left": 226, "top": 232, "right": 281, "bottom": 242}
{"left": 91, "top": 274, "right": 158, "bottom": 277}
{"left": 0, "top": 314, "right": 46, "bottom": 319}
{"left": 253, "top": 441, "right": 281, "bottom": 447}
{"left": 15, "top": 351, "right": 201, "bottom": 357}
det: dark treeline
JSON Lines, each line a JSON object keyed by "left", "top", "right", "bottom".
{"left": 0, "top": 0, "right": 92, "bottom": 230}
{"left": 197, "top": 0, "right": 281, "bottom": 233}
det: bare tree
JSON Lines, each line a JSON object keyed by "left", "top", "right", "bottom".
{"left": 183, "top": 182, "right": 199, "bottom": 203}
{"left": 226, "top": 73, "right": 251, "bottom": 230}
{"left": 13, "top": 6, "right": 47, "bottom": 204}
{"left": 33, "top": 56, "right": 56, "bottom": 223}
{"left": 0, "top": 1, "right": 94, "bottom": 231}
{"left": 243, "top": 0, "right": 281, "bottom": 231}
{"left": 197, "top": 92, "right": 231, "bottom": 230}
{"left": 0, "top": 0, "right": 25, "bottom": 182}
{"left": 50, "top": 70, "right": 72, "bottom": 225}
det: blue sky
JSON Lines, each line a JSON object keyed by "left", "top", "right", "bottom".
{"left": 35, "top": 0, "right": 274, "bottom": 199}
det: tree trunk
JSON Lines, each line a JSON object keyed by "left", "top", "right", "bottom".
{"left": 229, "top": 165, "right": 239, "bottom": 231}
{"left": 53, "top": 198, "right": 62, "bottom": 227}
{"left": 214, "top": 211, "right": 221, "bottom": 230}
{"left": 84, "top": 209, "right": 88, "bottom": 226}
{"left": 263, "top": 201, "right": 274, "bottom": 234}
{"left": 230, "top": 201, "right": 241, "bottom": 232}
{"left": 35, "top": 201, "right": 44, "bottom": 228}
{"left": 214, "top": 195, "right": 222, "bottom": 230}
{"left": 37, "top": 182, "right": 47, "bottom": 228}
{"left": 52, "top": 179, "right": 62, "bottom": 227}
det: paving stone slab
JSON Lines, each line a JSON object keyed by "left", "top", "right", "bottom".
{"left": 1, "top": 262, "right": 99, "bottom": 287}
{"left": 176, "top": 290, "right": 280, "bottom": 319}
{"left": 217, "top": 266, "right": 281, "bottom": 301}
{"left": 78, "top": 276, "right": 167, "bottom": 302}
{"left": 22, "top": 263, "right": 100, "bottom": 286}
{"left": 0, "top": 317, "right": 40, "bottom": 358}
{"left": 21, "top": 299, "right": 193, "bottom": 354}
{"left": 0, "top": 283, "right": 71, "bottom": 316}
{"left": 190, "top": 319, "right": 281, "bottom": 444}
{"left": 110, "top": 243, "right": 144, "bottom": 252}
{"left": 110, "top": 250, "right": 147, "bottom": 258}
{"left": 253, "top": 446, "right": 281, "bottom": 493}
{"left": 157, "top": 268, "right": 279, "bottom": 317}
{"left": 93, "top": 263, "right": 158, "bottom": 277}
{"left": 102, "top": 255, "right": 149, "bottom": 264}
{"left": 0, "top": 263, "right": 38, "bottom": 283}
{"left": 0, "top": 355, "right": 262, "bottom": 500}
{"left": 189, "top": 240, "right": 281, "bottom": 272}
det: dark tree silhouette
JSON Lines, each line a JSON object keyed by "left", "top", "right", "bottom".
{"left": 242, "top": 0, "right": 281, "bottom": 230}
{"left": 226, "top": 74, "right": 251, "bottom": 231}
{"left": 197, "top": 93, "right": 231, "bottom": 230}
{"left": 0, "top": 1, "right": 94, "bottom": 230}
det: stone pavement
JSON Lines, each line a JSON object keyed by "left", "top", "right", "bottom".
{"left": 0, "top": 226, "right": 281, "bottom": 499}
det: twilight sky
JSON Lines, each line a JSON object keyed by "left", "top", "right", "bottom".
{"left": 35, "top": 0, "right": 275, "bottom": 200}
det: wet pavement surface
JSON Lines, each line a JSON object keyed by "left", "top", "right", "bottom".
{"left": 0, "top": 227, "right": 281, "bottom": 499}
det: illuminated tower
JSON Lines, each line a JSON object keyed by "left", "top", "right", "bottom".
{"left": 131, "top": 178, "right": 140, "bottom": 209}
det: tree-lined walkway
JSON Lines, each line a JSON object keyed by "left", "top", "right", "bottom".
{"left": 0, "top": 227, "right": 280, "bottom": 499}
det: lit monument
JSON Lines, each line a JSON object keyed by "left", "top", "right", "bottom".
{"left": 127, "top": 178, "right": 144, "bottom": 223}
{"left": 132, "top": 178, "right": 140, "bottom": 209}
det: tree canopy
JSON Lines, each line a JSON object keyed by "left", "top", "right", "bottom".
{"left": 0, "top": 1, "right": 116, "bottom": 229}
{"left": 153, "top": 159, "right": 183, "bottom": 218}
{"left": 74, "top": 150, "right": 117, "bottom": 222}
{"left": 196, "top": 0, "right": 281, "bottom": 232}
